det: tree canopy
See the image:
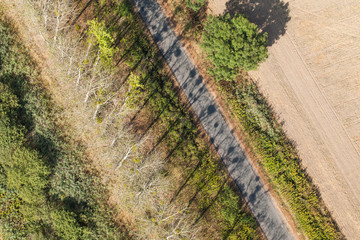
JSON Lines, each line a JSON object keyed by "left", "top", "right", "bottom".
{"left": 86, "top": 19, "right": 117, "bottom": 66}
{"left": 185, "top": 0, "right": 206, "bottom": 12}
{"left": 201, "top": 14, "right": 268, "bottom": 81}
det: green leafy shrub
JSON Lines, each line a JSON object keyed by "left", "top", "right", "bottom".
{"left": 87, "top": 19, "right": 118, "bottom": 66}
{"left": 186, "top": 0, "right": 206, "bottom": 12}
{"left": 201, "top": 14, "right": 268, "bottom": 81}
{"left": 50, "top": 210, "right": 82, "bottom": 240}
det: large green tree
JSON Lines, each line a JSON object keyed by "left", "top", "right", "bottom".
{"left": 201, "top": 14, "right": 268, "bottom": 81}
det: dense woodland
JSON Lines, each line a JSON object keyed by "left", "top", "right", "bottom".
{"left": 0, "top": 0, "right": 263, "bottom": 239}
{"left": 0, "top": 13, "right": 127, "bottom": 239}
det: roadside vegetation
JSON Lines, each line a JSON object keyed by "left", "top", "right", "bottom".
{"left": 0, "top": 0, "right": 263, "bottom": 239}
{"left": 159, "top": 1, "right": 344, "bottom": 239}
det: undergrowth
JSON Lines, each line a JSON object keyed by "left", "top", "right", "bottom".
{"left": 0, "top": 14, "right": 128, "bottom": 240}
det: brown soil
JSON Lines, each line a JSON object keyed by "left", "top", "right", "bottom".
{"left": 208, "top": 0, "right": 360, "bottom": 238}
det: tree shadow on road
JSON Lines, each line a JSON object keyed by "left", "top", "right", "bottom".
{"left": 225, "top": 0, "right": 291, "bottom": 46}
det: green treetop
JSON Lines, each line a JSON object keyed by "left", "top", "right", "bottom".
{"left": 86, "top": 19, "right": 117, "bottom": 66}
{"left": 186, "top": 0, "right": 206, "bottom": 12}
{"left": 201, "top": 14, "right": 268, "bottom": 81}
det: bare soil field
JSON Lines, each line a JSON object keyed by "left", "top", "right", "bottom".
{"left": 209, "top": 0, "right": 360, "bottom": 238}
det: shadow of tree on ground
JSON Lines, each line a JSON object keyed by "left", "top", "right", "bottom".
{"left": 225, "top": 0, "right": 291, "bottom": 46}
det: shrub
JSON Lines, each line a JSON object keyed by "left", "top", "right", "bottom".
{"left": 50, "top": 210, "right": 82, "bottom": 240}
{"left": 185, "top": 0, "right": 206, "bottom": 12}
{"left": 201, "top": 14, "right": 268, "bottom": 81}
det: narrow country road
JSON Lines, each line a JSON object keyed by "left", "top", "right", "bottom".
{"left": 131, "top": 0, "right": 295, "bottom": 239}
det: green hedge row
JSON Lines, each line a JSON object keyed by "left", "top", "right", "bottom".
{"left": 217, "top": 78, "right": 344, "bottom": 239}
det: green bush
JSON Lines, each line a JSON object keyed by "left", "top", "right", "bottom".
{"left": 86, "top": 19, "right": 118, "bottom": 66}
{"left": 186, "top": 0, "right": 206, "bottom": 12}
{"left": 50, "top": 210, "right": 82, "bottom": 240}
{"left": 0, "top": 81, "right": 49, "bottom": 237}
{"left": 201, "top": 14, "right": 268, "bottom": 81}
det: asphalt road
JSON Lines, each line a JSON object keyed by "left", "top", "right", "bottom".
{"left": 131, "top": 0, "right": 295, "bottom": 239}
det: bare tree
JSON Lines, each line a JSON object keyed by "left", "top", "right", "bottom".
{"left": 20, "top": 1, "right": 202, "bottom": 239}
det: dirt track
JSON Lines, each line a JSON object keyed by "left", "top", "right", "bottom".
{"left": 209, "top": 0, "right": 360, "bottom": 238}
